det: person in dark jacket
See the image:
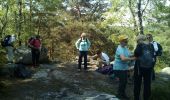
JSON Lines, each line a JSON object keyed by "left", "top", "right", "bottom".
{"left": 134, "top": 35, "right": 155, "bottom": 100}
{"left": 146, "top": 34, "right": 163, "bottom": 80}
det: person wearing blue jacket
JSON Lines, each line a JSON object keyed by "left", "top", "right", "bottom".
{"left": 114, "top": 35, "right": 136, "bottom": 99}
{"left": 75, "top": 33, "right": 91, "bottom": 71}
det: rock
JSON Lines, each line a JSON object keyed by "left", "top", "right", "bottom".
{"left": 32, "top": 69, "right": 49, "bottom": 79}
{"left": 160, "top": 67, "right": 170, "bottom": 75}
{"left": 0, "top": 64, "right": 17, "bottom": 76}
{"left": 159, "top": 67, "right": 170, "bottom": 81}
{"left": 85, "top": 94, "right": 119, "bottom": 100}
{"left": 15, "top": 46, "right": 49, "bottom": 65}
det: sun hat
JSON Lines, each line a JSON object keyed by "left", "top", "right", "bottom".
{"left": 118, "top": 35, "right": 128, "bottom": 42}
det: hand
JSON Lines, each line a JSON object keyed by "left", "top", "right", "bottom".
{"left": 131, "top": 57, "right": 136, "bottom": 60}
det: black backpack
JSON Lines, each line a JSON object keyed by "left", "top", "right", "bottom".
{"left": 139, "top": 43, "right": 155, "bottom": 68}
{"left": 1, "top": 35, "right": 11, "bottom": 47}
{"left": 154, "top": 42, "right": 163, "bottom": 56}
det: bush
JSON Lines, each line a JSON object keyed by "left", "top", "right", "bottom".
{"left": 0, "top": 48, "right": 7, "bottom": 65}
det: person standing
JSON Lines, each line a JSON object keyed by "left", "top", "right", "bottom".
{"left": 113, "top": 35, "right": 135, "bottom": 99}
{"left": 146, "top": 34, "right": 163, "bottom": 80}
{"left": 5, "top": 34, "right": 16, "bottom": 63}
{"left": 29, "top": 35, "right": 41, "bottom": 67}
{"left": 75, "top": 33, "right": 91, "bottom": 71}
{"left": 134, "top": 35, "right": 155, "bottom": 100}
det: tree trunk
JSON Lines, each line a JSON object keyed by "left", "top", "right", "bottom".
{"left": 18, "top": 0, "right": 22, "bottom": 46}
{"left": 137, "top": 0, "right": 144, "bottom": 35}
{"left": 30, "top": 0, "right": 32, "bottom": 34}
{"left": 128, "top": 0, "right": 138, "bottom": 34}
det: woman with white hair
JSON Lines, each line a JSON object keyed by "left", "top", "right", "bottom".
{"left": 133, "top": 35, "right": 155, "bottom": 100}
{"left": 75, "top": 32, "right": 91, "bottom": 71}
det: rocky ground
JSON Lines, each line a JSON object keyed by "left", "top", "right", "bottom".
{"left": 0, "top": 61, "right": 170, "bottom": 100}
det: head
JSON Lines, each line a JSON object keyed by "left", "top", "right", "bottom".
{"left": 146, "top": 34, "right": 153, "bottom": 42}
{"left": 81, "top": 32, "right": 87, "bottom": 39}
{"left": 11, "top": 34, "right": 15, "bottom": 37}
{"left": 136, "top": 35, "right": 148, "bottom": 44}
{"left": 118, "top": 35, "right": 128, "bottom": 46}
{"left": 96, "top": 49, "right": 102, "bottom": 56}
{"left": 35, "top": 35, "right": 40, "bottom": 39}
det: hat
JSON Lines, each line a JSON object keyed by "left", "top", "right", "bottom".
{"left": 81, "top": 33, "right": 87, "bottom": 37}
{"left": 118, "top": 35, "right": 128, "bottom": 42}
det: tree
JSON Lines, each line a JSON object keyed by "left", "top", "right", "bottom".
{"left": 0, "top": 0, "right": 9, "bottom": 37}
{"left": 63, "top": 0, "right": 111, "bottom": 21}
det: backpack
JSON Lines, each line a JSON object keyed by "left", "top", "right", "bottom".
{"left": 154, "top": 42, "right": 163, "bottom": 56}
{"left": 28, "top": 37, "right": 34, "bottom": 48}
{"left": 139, "top": 43, "right": 155, "bottom": 68}
{"left": 96, "top": 65, "right": 113, "bottom": 75}
{"left": 1, "top": 35, "right": 11, "bottom": 47}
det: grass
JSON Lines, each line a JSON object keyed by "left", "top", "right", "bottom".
{"left": 151, "top": 79, "right": 170, "bottom": 100}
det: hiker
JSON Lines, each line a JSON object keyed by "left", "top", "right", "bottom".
{"left": 28, "top": 35, "right": 41, "bottom": 67}
{"left": 146, "top": 34, "right": 163, "bottom": 80}
{"left": 92, "top": 50, "right": 113, "bottom": 75}
{"left": 134, "top": 35, "right": 155, "bottom": 100}
{"left": 3, "top": 34, "right": 16, "bottom": 63}
{"left": 92, "top": 49, "right": 110, "bottom": 68}
{"left": 113, "top": 35, "right": 136, "bottom": 99}
{"left": 75, "top": 32, "right": 91, "bottom": 71}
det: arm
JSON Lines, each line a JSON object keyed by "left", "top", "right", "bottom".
{"left": 117, "top": 47, "right": 136, "bottom": 61}
{"left": 92, "top": 54, "right": 98, "bottom": 60}
{"left": 87, "top": 38, "right": 91, "bottom": 49}
{"left": 134, "top": 43, "right": 143, "bottom": 58}
{"left": 120, "top": 55, "right": 136, "bottom": 61}
{"left": 75, "top": 39, "right": 81, "bottom": 50}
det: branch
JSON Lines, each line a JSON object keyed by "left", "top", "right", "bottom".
{"left": 141, "top": 0, "right": 150, "bottom": 16}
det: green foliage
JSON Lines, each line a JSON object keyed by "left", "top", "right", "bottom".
{"left": 0, "top": 48, "right": 7, "bottom": 64}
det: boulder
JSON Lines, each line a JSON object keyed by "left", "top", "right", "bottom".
{"left": 85, "top": 94, "right": 118, "bottom": 100}
{"left": 161, "top": 67, "right": 170, "bottom": 75}
{"left": 15, "top": 46, "right": 49, "bottom": 65}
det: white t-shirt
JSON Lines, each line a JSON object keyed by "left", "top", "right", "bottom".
{"left": 101, "top": 52, "right": 110, "bottom": 65}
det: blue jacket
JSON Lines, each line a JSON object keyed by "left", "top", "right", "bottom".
{"left": 75, "top": 38, "right": 91, "bottom": 51}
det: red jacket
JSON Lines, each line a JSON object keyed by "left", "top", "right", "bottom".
{"left": 30, "top": 39, "right": 41, "bottom": 48}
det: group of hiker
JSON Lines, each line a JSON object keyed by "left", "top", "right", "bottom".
{"left": 1, "top": 32, "right": 163, "bottom": 100}
{"left": 1, "top": 34, "right": 42, "bottom": 68}
{"left": 75, "top": 32, "right": 162, "bottom": 100}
